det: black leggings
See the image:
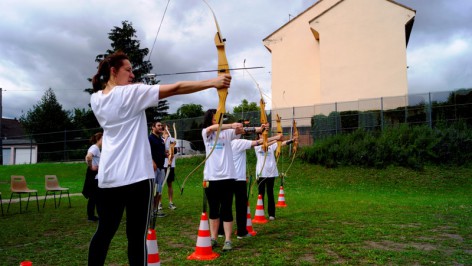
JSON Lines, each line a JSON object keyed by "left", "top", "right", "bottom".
{"left": 88, "top": 179, "right": 153, "bottom": 266}
{"left": 205, "top": 179, "right": 234, "bottom": 221}
{"left": 234, "top": 180, "right": 249, "bottom": 236}
{"left": 257, "top": 177, "right": 276, "bottom": 217}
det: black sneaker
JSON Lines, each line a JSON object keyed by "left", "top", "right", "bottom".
{"left": 211, "top": 238, "right": 218, "bottom": 248}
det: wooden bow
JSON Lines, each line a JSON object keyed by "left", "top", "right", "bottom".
{"left": 257, "top": 97, "right": 269, "bottom": 177}
{"left": 275, "top": 114, "right": 283, "bottom": 163}
{"left": 181, "top": 0, "right": 229, "bottom": 195}
{"left": 243, "top": 60, "right": 269, "bottom": 196}
{"left": 285, "top": 119, "right": 299, "bottom": 175}
{"left": 161, "top": 123, "right": 177, "bottom": 195}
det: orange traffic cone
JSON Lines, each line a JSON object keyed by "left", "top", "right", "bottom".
{"left": 252, "top": 194, "right": 268, "bottom": 224}
{"left": 246, "top": 201, "right": 257, "bottom": 235}
{"left": 146, "top": 229, "right": 160, "bottom": 266}
{"left": 187, "top": 212, "right": 220, "bottom": 260}
{"left": 275, "top": 186, "right": 287, "bottom": 208}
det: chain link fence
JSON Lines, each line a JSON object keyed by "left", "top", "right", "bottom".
{"left": 2, "top": 90, "right": 471, "bottom": 164}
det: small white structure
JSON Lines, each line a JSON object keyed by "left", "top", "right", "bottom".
{"left": 1, "top": 118, "right": 38, "bottom": 165}
{"left": 2, "top": 139, "right": 38, "bottom": 165}
{"left": 174, "top": 139, "right": 199, "bottom": 155}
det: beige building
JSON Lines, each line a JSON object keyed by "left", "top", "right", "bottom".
{"left": 263, "top": 0, "right": 416, "bottom": 112}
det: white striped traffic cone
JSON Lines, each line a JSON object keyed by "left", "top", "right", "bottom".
{"left": 252, "top": 194, "right": 268, "bottom": 224}
{"left": 246, "top": 201, "right": 257, "bottom": 235}
{"left": 275, "top": 186, "right": 287, "bottom": 208}
{"left": 187, "top": 212, "right": 220, "bottom": 260}
{"left": 146, "top": 228, "right": 160, "bottom": 266}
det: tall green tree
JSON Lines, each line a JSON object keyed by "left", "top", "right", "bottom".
{"left": 95, "top": 20, "right": 152, "bottom": 83}
{"left": 233, "top": 99, "right": 259, "bottom": 114}
{"left": 85, "top": 20, "right": 152, "bottom": 94}
{"left": 175, "top": 104, "right": 204, "bottom": 119}
{"left": 71, "top": 108, "right": 100, "bottom": 131}
{"left": 146, "top": 100, "right": 170, "bottom": 123}
{"left": 232, "top": 99, "right": 260, "bottom": 123}
{"left": 85, "top": 20, "right": 170, "bottom": 124}
{"left": 19, "top": 88, "right": 72, "bottom": 161}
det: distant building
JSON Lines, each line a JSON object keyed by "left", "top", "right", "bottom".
{"left": 264, "top": 0, "right": 415, "bottom": 112}
{"left": 1, "top": 118, "right": 37, "bottom": 165}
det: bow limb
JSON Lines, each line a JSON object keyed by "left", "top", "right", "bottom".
{"left": 275, "top": 114, "right": 283, "bottom": 163}
{"left": 161, "top": 124, "right": 177, "bottom": 196}
{"left": 243, "top": 60, "right": 270, "bottom": 196}
{"left": 181, "top": 0, "right": 229, "bottom": 195}
{"left": 285, "top": 119, "right": 299, "bottom": 175}
{"left": 257, "top": 98, "right": 269, "bottom": 177}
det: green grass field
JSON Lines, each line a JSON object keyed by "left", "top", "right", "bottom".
{"left": 0, "top": 157, "right": 471, "bottom": 265}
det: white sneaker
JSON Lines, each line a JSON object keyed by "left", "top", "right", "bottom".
{"left": 269, "top": 216, "right": 275, "bottom": 221}
{"left": 158, "top": 203, "right": 163, "bottom": 211}
{"left": 168, "top": 203, "right": 177, "bottom": 210}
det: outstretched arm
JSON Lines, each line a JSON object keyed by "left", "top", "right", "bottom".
{"left": 205, "top": 122, "right": 243, "bottom": 137}
{"left": 159, "top": 74, "right": 231, "bottom": 99}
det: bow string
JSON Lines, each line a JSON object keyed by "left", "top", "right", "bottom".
{"left": 181, "top": 0, "right": 229, "bottom": 195}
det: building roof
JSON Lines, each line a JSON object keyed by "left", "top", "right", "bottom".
{"left": 263, "top": 0, "right": 416, "bottom": 45}
{"left": 1, "top": 118, "right": 28, "bottom": 139}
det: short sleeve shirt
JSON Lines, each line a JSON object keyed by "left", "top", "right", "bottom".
{"left": 254, "top": 142, "right": 279, "bottom": 178}
{"left": 231, "top": 139, "right": 253, "bottom": 181}
{"left": 202, "top": 128, "right": 239, "bottom": 181}
{"left": 90, "top": 84, "right": 160, "bottom": 188}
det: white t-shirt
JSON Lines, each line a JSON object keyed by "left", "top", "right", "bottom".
{"left": 90, "top": 84, "right": 160, "bottom": 188}
{"left": 164, "top": 136, "right": 176, "bottom": 168}
{"left": 231, "top": 139, "right": 253, "bottom": 181}
{"left": 202, "top": 128, "right": 239, "bottom": 181}
{"left": 87, "top": 144, "right": 101, "bottom": 168}
{"left": 254, "top": 142, "right": 279, "bottom": 178}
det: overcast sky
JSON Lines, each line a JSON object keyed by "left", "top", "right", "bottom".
{"left": 1, "top": 0, "right": 471, "bottom": 119}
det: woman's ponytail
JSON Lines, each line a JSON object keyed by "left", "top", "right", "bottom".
{"left": 91, "top": 51, "right": 129, "bottom": 92}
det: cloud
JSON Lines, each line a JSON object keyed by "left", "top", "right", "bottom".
{"left": 1, "top": 0, "right": 471, "bottom": 119}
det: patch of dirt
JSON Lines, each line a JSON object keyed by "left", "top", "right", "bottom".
{"left": 394, "top": 223, "right": 422, "bottom": 229}
{"left": 365, "top": 240, "right": 437, "bottom": 252}
{"left": 326, "top": 248, "right": 346, "bottom": 264}
{"left": 441, "top": 233, "right": 464, "bottom": 242}
{"left": 297, "top": 253, "right": 317, "bottom": 264}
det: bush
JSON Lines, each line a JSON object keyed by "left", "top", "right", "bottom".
{"left": 301, "top": 122, "right": 472, "bottom": 169}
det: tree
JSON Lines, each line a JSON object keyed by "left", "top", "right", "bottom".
{"left": 175, "top": 104, "right": 204, "bottom": 119}
{"left": 83, "top": 21, "right": 172, "bottom": 125}
{"left": 232, "top": 99, "right": 260, "bottom": 123}
{"left": 85, "top": 20, "right": 153, "bottom": 94}
{"left": 233, "top": 99, "right": 259, "bottom": 114}
{"left": 146, "top": 100, "right": 170, "bottom": 123}
{"left": 71, "top": 108, "right": 100, "bottom": 131}
{"left": 19, "top": 88, "right": 72, "bottom": 161}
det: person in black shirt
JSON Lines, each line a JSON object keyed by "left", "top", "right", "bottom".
{"left": 149, "top": 121, "right": 167, "bottom": 217}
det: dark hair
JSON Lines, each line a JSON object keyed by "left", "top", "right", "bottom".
{"left": 91, "top": 51, "right": 129, "bottom": 92}
{"left": 203, "top": 109, "right": 216, "bottom": 128}
{"left": 151, "top": 121, "right": 162, "bottom": 127}
{"left": 89, "top": 132, "right": 103, "bottom": 144}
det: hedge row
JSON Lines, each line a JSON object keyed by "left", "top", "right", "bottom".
{"left": 300, "top": 122, "right": 472, "bottom": 170}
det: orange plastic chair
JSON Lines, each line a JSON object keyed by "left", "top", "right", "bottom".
{"left": 7, "top": 176, "right": 40, "bottom": 213}
{"left": 43, "top": 175, "right": 71, "bottom": 208}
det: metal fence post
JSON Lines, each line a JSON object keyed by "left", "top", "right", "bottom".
{"left": 428, "top": 92, "right": 433, "bottom": 128}
{"left": 335, "top": 102, "right": 339, "bottom": 135}
{"left": 64, "top": 129, "right": 67, "bottom": 161}
{"left": 380, "top": 97, "right": 384, "bottom": 131}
